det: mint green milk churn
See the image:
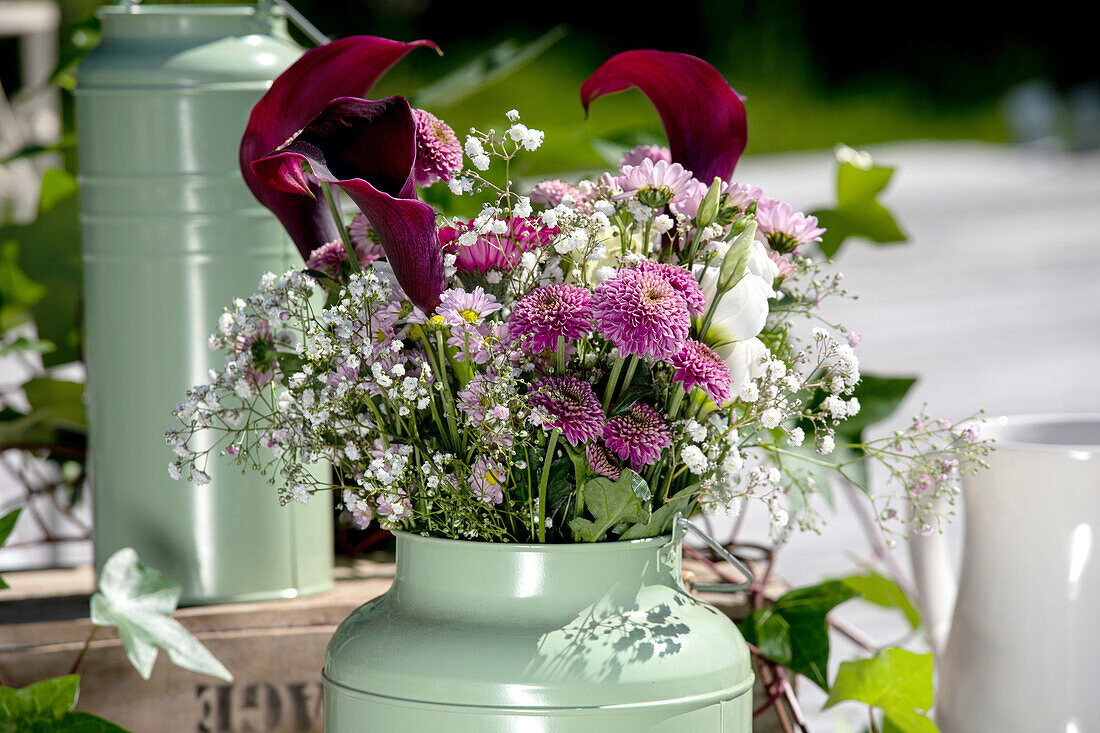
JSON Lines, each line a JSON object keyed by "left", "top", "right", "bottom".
{"left": 74, "top": 4, "right": 333, "bottom": 604}
{"left": 324, "top": 524, "right": 755, "bottom": 732}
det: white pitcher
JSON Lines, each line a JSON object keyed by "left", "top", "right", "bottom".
{"left": 910, "top": 414, "right": 1100, "bottom": 733}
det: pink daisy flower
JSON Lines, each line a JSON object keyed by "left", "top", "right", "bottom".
{"left": 634, "top": 260, "right": 706, "bottom": 316}
{"left": 616, "top": 158, "right": 696, "bottom": 209}
{"left": 528, "top": 376, "right": 605, "bottom": 446}
{"left": 755, "top": 199, "right": 826, "bottom": 254}
{"left": 508, "top": 283, "right": 593, "bottom": 353}
{"left": 348, "top": 213, "right": 386, "bottom": 266}
{"left": 619, "top": 144, "right": 672, "bottom": 168}
{"left": 670, "top": 339, "right": 734, "bottom": 404}
{"left": 439, "top": 217, "right": 557, "bottom": 275}
{"left": 437, "top": 287, "right": 501, "bottom": 328}
{"left": 469, "top": 456, "right": 505, "bottom": 505}
{"left": 412, "top": 108, "right": 463, "bottom": 187}
{"left": 768, "top": 250, "right": 796, "bottom": 279}
{"left": 586, "top": 442, "right": 623, "bottom": 482}
{"left": 593, "top": 268, "right": 690, "bottom": 360}
{"left": 602, "top": 403, "right": 671, "bottom": 469}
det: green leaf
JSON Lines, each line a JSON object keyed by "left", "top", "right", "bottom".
{"left": 0, "top": 508, "right": 22, "bottom": 589}
{"left": 23, "top": 377, "right": 86, "bottom": 432}
{"left": 839, "top": 571, "right": 921, "bottom": 629}
{"left": 89, "top": 548, "right": 232, "bottom": 682}
{"left": 0, "top": 240, "right": 47, "bottom": 329}
{"left": 0, "top": 169, "right": 83, "bottom": 366}
{"left": 717, "top": 222, "right": 757, "bottom": 291}
{"left": 0, "top": 675, "right": 78, "bottom": 728}
{"left": 825, "top": 648, "right": 938, "bottom": 733}
{"left": 620, "top": 485, "right": 694, "bottom": 539}
{"left": 412, "top": 26, "right": 568, "bottom": 110}
{"left": 54, "top": 712, "right": 131, "bottom": 732}
{"left": 0, "top": 336, "right": 56, "bottom": 356}
{"left": 812, "top": 156, "right": 907, "bottom": 258}
{"left": 740, "top": 579, "right": 856, "bottom": 689}
{"left": 569, "top": 469, "right": 650, "bottom": 542}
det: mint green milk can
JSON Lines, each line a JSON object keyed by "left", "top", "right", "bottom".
{"left": 75, "top": 4, "right": 332, "bottom": 604}
{"left": 324, "top": 527, "right": 755, "bottom": 731}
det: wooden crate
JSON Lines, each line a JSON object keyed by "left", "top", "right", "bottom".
{"left": 0, "top": 557, "right": 779, "bottom": 732}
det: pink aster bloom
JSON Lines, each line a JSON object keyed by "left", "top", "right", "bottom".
{"left": 670, "top": 339, "right": 734, "bottom": 404}
{"left": 234, "top": 320, "right": 275, "bottom": 387}
{"left": 616, "top": 158, "right": 696, "bottom": 209}
{"left": 412, "top": 108, "right": 463, "bottom": 187}
{"left": 602, "top": 402, "right": 672, "bottom": 469}
{"left": 470, "top": 456, "right": 505, "bottom": 504}
{"left": 768, "top": 250, "right": 796, "bottom": 279}
{"left": 619, "top": 144, "right": 672, "bottom": 168}
{"left": 586, "top": 442, "right": 623, "bottom": 482}
{"left": 755, "top": 199, "right": 826, "bottom": 254}
{"left": 439, "top": 216, "right": 557, "bottom": 275}
{"left": 437, "top": 286, "right": 501, "bottom": 327}
{"left": 348, "top": 213, "right": 386, "bottom": 266}
{"left": 593, "top": 268, "right": 690, "bottom": 360}
{"left": 508, "top": 283, "right": 593, "bottom": 353}
{"left": 635, "top": 260, "right": 706, "bottom": 316}
{"left": 528, "top": 376, "right": 605, "bottom": 446}
{"left": 530, "top": 179, "right": 582, "bottom": 207}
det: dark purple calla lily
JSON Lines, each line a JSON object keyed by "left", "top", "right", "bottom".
{"left": 240, "top": 36, "right": 439, "bottom": 259}
{"left": 252, "top": 97, "right": 444, "bottom": 312}
{"left": 580, "top": 50, "right": 748, "bottom": 184}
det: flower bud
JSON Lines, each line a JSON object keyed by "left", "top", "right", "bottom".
{"left": 695, "top": 177, "right": 723, "bottom": 228}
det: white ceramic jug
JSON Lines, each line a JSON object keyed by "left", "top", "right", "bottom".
{"left": 910, "top": 414, "right": 1100, "bottom": 733}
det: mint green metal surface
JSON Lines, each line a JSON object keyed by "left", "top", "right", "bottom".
{"left": 75, "top": 5, "right": 332, "bottom": 605}
{"left": 325, "top": 532, "right": 754, "bottom": 731}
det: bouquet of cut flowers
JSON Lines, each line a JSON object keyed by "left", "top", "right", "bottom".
{"left": 167, "top": 38, "right": 987, "bottom": 544}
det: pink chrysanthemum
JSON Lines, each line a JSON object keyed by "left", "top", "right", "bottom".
{"left": 437, "top": 287, "right": 501, "bottom": 327}
{"left": 469, "top": 456, "right": 505, "bottom": 505}
{"left": 528, "top": 376, "right": 605, "bottom": 446}
{"left": 768, "top": 250, "right": 796, "bottom": 279}
{"left": 634, "top": 260, "right": 706, "bottom": 317}
{"left": 586, "top": 442, "right": 623, "bottom": 482}
{"left": 602, "top": 403, "right": 671, "bottom": 469}
{"left": 348, "top": 213, "right": 386, "bottom": 265}
{"left": 593, "top": 268, "right": 690, "bottom": 360}
{"left": 234, "top": 320, "right": 275, "bottom": 387}
{"left": 670, "top": 339, "right": 734, "bottom": 404}
{"left": 530, "top": 179, "right": 582, "bottom": 207}
{"left": 616, "top": 158, "right": 696, "bottom": 209}
{"left": 619, "top": 144, "right": 672, "bottom": 168}
{"left": 305, "top": 239, "right": 346, "bottom": 272}
{"left": 439, "top": 217, "right": 557, "bottom": 275}
{"left": 755, "top": 199, "right": 826, "bottom": 254}
{"left": 412, "top": 108, "right": 463, "bottom": 187}
{"left": 508, "top": 284, "right": 593, "bottom": 353}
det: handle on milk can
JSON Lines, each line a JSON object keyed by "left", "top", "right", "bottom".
{"left": 675, "top": 517, "right": 754, "bottom": 592}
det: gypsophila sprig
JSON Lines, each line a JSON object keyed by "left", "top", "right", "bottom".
{"left": 172, "top": 102, "right": 990, "bottom": 544}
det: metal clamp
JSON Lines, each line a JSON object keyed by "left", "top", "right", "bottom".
{"left": 676, "top": 517, "right": 754, "bottom": 593}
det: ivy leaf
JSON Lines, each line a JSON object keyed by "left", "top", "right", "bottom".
{"left": 0, "top": 675, "right": 77, "bottom": 730}
{"left": 839, "top": 571, "right": 921, "bottom": 629}
{"left": 0, "top": 675, "right": 130, "bottom": 732}
{"left": 0, "top": 508, "right": 22, "bottom": 590}
{"left": 89, "top": 549, "right": 232, "bottom": 682}
{"left": 740, "top": 579, "right": 856, "bottom": 689}
{"left": 569, "top": 469, "right": 650, "bottom": 542}
{"left": 825, "top": 648, "right": 938, "bottom": 733}
{"left": 812, "top": 155, "right": 906, "bottom": 258}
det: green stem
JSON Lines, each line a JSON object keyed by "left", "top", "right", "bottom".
{"left": 569, "top": 447, "right": 588, "bottom": 517}
{"left": 602, "top": 357, "right": 624, "bottom": 411}
{"left": 618, "top": 356, "right": 639, "bottom": 400}
{"left": 537, "top": 429, "right": 561, "bottom": 543}
{"left": 319, "top": 180, "right": 360, "bottom": 272}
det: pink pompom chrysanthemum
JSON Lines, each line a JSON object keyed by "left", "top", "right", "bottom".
{"left": 439, "top": 217, "right": 556, "bottom": 275}
{"left": 412, "top": 108, "right": 463, "bottom": 187}
{"left": 670, "top": 339, "right": 734, "bottom": 404}
{"left": 755, "top": 199, "right": 826, "bottom": 254}
{"left": 619, "top": 144, "right": 672, "bottom": 169}
{"left": 530, "top": 179, "right": 582, "bottom": 207}
{"left": 508, "top": 283, "right": 593, "bottom": 353}
{"left": 586, "top": 442, "right": 623, "bottom": 482}
{"left": 528, "top": 376, "right": 605, "bottom": 446}
{"left": 602, "top": 402, "right": 672, "bottom": 469}
{"left": 593, "top": 268, "right": 690, "bottom": 360}
{"left": 635, "top": 260, "right": 706, "bottom": 317}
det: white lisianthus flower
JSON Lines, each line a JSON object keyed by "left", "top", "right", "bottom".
{"left": 695, "top": 240, "right": 778, "bottom": 347}
{"left": 719, "top": 337, "right": 769, "bottom": 391}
